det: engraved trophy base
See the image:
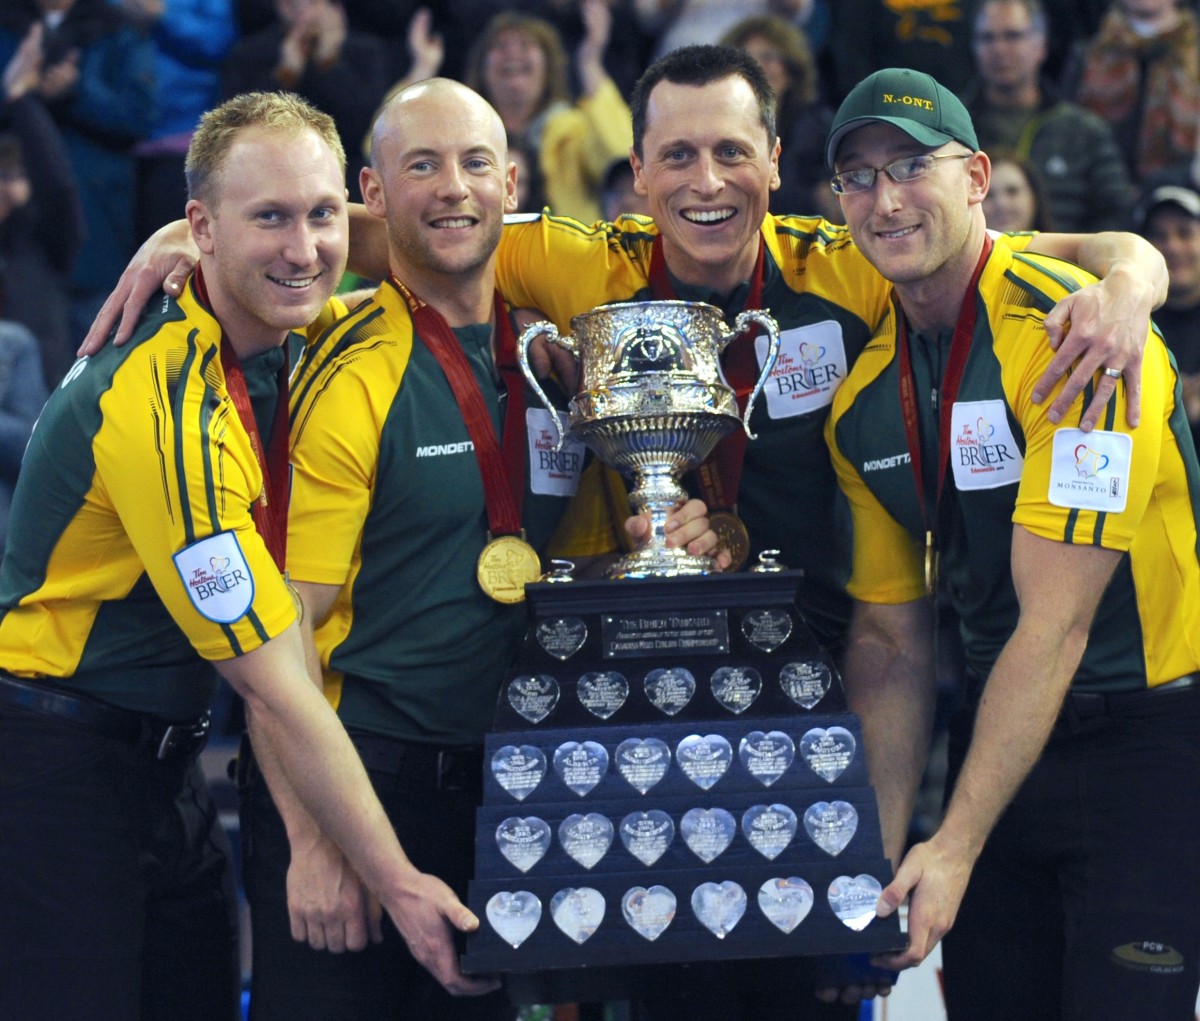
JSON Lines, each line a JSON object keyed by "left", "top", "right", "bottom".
{"left": 463, "top": 572, "right": 905, "bottom": 1003}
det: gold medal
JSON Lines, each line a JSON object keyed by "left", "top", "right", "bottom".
{"left": 924, "top": 531, "right": 938, "bottom": 598}
{"left": 477, "top": 533, "right": 542, "bottom": 604}
{"left": 709, "top": 511, "right": 751, "bottom": 573}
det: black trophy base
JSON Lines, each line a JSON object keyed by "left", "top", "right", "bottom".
{"left": 463, "top": 571, "right": 906, "bottom": 995}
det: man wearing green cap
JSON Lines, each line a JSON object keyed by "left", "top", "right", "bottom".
{"left": 825, "top": 67, "right": 1200, "bottom": 1018}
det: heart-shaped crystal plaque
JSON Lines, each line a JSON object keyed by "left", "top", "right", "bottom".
{"left": 828, "top": 874, "right": 882, "bottom": 931}
{"left": 621, "top": 885, "right": 676, "bottom": 941}
{"left": 779, "top": 660, "right": 833, "bottom": 710}
{"left": 676, "top": 734, "right": 733, "bottom": 791}
{"left": 738, "top": 730, "right": 795, "bottom": 787}
{"left": 535, "top": 618, "right": 587, "bottom": 661}
{"left": 578, "top": 671, "right": 629, "bottom": 719}
{"left": 507, "top": 674, "right": 560, "bottom": 724}
{"left": 491, "top": 745, "right": 546, "bottom": 802}
{"left": 757, "top": 877, "right": 814, "bottom": 934}
{"left": 799, "top": 726, "right": 856, "bottom": 783}
{"left": 691, "top": 881, "right": 746, "bottom": 939}
{"left": 619, "top": 810, "right": 675, "bottom": 866}
{"left": 495, "top": 816, "right": 551, "bottom": 873}
{"left": 558, "top": 813, "right": 614, "bottom": 869}
{"left": 553, "top": 740, "right": 609, "bottom": 797}
{"left": 644, "top": 667, "right": 695, "bottom": 716}
{"left": 614, "top": 737, "right": 671, "bottom": 794}
{"left": 803, "top": 800, "right": 858, "bottom": 856}
{"left": 710, "top": 666, "right": 762, "bottom": 714}
{"left": 550, "top": 887, "right": 605, "bottom": 944}
{"left": 741, "top": 608, "right": 793, "bottom": 653}
{"left": 485, "top": 891, "right": 541, "bottom": 948}
{"left": 681, "top": 807, "right": 736, "bottom": 863}
{"left": 741, "top": 803, "right": 798, "bottom": 860}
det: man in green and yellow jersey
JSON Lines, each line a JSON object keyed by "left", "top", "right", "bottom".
{"left": 0, "top": 92, "right": 497, "bottom": 1020}
{"left": 825, "top": 68, "right": 1200, "bottom": 1018}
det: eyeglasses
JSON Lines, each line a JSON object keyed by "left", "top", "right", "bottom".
{"left": 974, "top": 29, "right": 1037, "bottom": 45}
{"left": 830, "top": 152, "right": 973, "bottom": 195}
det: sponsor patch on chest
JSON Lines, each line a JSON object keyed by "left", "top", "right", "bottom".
{"left": 758, "top": 320, "right": 847, "bottom": 419}
{"left": 1047, "top": 428, "right": 1132, "bottom": 512}
{"left": 173, "top": 531, "right": 256, "bottom": 623}
{"left": 527, "top": 408, "right": 584, "bottom": 497}
{"left": 949, "top": 400, "right": 1023, "bottom": 490}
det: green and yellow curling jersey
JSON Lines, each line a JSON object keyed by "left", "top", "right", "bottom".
{"left": 828, "top": 243, "right": 1200, "bottom": 691}
{"left": 287, "top": 279, "right": 591, "bottom": 745}
{"left": 0, "top": 279, "right": 341, "bottom": 717}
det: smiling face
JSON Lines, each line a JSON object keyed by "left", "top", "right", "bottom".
{"left": 834, "top": 122, "right": 988, "bottom": 315}
{"left": 361, "top": 80, "right": 517, "bottom": 307}
{"left": 482, "top": 27, "right": 547, "bottom": 115}
{"left": 631, "top": 75, "right": 780, "bottom": 294}
{"left": 187, "top": 125, "right": 347, "bottom": 356}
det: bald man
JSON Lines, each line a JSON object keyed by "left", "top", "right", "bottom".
{"left": 238, "top": 78, "right": 716, "bottom": 1021}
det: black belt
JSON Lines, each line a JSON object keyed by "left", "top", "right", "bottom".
{"left": 1067, "top": 673, "right": 1200, "bottom": 717}
{"left": 346, "top": 729, "right": 483, "bottom": 793}
{"left": 0, "top": 671, "right": 211, "bottom": 766}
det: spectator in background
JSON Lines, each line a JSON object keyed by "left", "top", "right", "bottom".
{"left": 983, "top": 152, "right": 1054, "bottom": 231}
{"left": 133, "top": 0, "right": 238, "bottom": 242}
{"left": 0, "top": 316, "right": 45, "bottom": 557}
{"left": 462, "top": 1, "right": 632, "bottom": 223}
{"left": 0, "top": 21, "right": 83, "bottom": 387}
{"left": 1071, "top": 0, "right": 1200, "bottom": 184}
{"left": 1136, "top": 185, "right": 1200, "bottom": 452}
{"left": 828, "top": 0, "right": 982, "bottom": 103}
{"left": 598, "top": 155, "right": 649, "bottom": 220}
{"left": 719, "top": 13, "right": 832, "bottom": 215}
{"left": 508, "top": 135, "right": 546, "bottom": 213}
{"left": 221, "top": 0, "right": 389, "bottom": 200}
{"left": 637, "top": 0, "right": 829, "bottom": 63}
{"left": 964, "top": 0, "right": 1132, "bottom": 232}
{"left": 0, "top": 0, "right": 155, "bottom": 354}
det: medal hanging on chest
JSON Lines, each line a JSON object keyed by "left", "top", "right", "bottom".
{"left": 896, "top": 237, "right": 993, "bottom": 598}
{"left": 394, "top": 277, "right": 540, "bottom": 603}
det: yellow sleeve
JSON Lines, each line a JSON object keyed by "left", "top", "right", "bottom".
{"left": 497, "top": 214, "right": 655, "bottom": 330}
{"left": 95, "top": 339, "right": 296, "bottom": 661}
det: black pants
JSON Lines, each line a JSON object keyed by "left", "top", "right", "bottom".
{"left": 239, "top": 737, "right": 513, "bottom": 1021}
{"left": 942, "top": 686, "right": 1200, "bottom": 1020}
{"left": 0, "top": 706, "right": 240, "bottom": 1020}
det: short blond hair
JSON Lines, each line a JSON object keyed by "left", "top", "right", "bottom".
{"left": 185, "top": 92, "right": 345, "bottom": 205}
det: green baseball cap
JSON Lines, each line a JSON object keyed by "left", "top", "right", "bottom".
{"left": 826, "top": 68, "right": 978, "bottom": 168}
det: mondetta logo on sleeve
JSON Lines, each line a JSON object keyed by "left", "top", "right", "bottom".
{"left": 173, "top": 530, "right": 256, "bottom": 623}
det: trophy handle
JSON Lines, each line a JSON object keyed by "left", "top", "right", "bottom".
{"left": 730, "top": 310, "right": 781, "bottom": 439}
{"left": 517, "top": 320, "right": 576, "bottom": 452}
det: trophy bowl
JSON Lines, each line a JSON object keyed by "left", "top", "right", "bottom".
{"left": 519, "top": 301, "right": 780, "bottom": 579}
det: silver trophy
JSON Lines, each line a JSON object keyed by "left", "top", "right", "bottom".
{"left": 518, "top": 301, "right": 780, "bottom": 578}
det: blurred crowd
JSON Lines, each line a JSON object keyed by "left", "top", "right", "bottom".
{"left": 0, "top": 0, "right": 1198, "bottom": 543}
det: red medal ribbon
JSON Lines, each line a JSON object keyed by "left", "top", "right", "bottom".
{"left": 194, "top": 266, "right": 291, "bottom": 572}
{"left": 391, "top": 276, "right": 526, "bottom": 536}
{"left": 648, "top": 234, "right": 765, "bottom": 512}
{"left": 896, "top": 235, "right": 994, "bottom": 549}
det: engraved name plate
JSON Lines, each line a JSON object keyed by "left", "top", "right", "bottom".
{"left": 603, "top": 611, "right": 729, "bottom": 659}
{"left": 558, "top": 813, "right": 614, "bottom": 870}
{"left": 615, "top": 737, "right": 671, "bottom": 794}
{"left": 780, "top": 660, "right": 833, "bottom": 710}
{"left": 710, "top": 665, "right": 762, "bottom": 715}
{"left": 553, "top": 740, "right": 609, "bottom": 797}
{"left": 507, "top": 674, "right": 561, "bottom": 724}
{"left": 491, "top": 745, "right": 547, "bottom": 802}
{"left": 692, "top": 880, "right": 746, "bottom": 939}
{"left": 676, "top": 734, "right": 733, "bottom": 791}
{"left": 828, "top": 874, "right": 882, "bottom": 931}
{"left": 738, "top": 730, "right": 795, "bottom": 787}
{"left": 758, "top": 877, "right": 814, "bottom": 933}
{"left": 620, "top": 810, "right": 676, "bottom": 866}
{"left": 644, "top": 667, "right": 696, "bottom": 716}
